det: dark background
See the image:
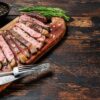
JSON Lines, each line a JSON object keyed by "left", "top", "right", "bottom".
{"left": 0, "top": 0, "right": 100, "bottom": 100}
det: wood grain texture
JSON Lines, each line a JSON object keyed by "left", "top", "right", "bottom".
{"left": 0, "top": 0, "right": 100, "bottom": 100}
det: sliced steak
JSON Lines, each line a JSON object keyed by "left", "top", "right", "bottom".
{"left": 7, "top": 31, "right": 30, "bottom": 58}
{"left": 3, "top": 32, "right": 28, "bottom": 64}
{"left": 10, "top": 30, "right": 37, "bottom": 54}
{"left": 30, "top": 24, "right": 49, "bottom": 37}
{"left": 26, "top": 12, "right": 47, "bottom": 23}
{"left": 19, "top": 14, "right": 49, "bottom": 28}
{"left": 13, "top": 27, "right": 43, "bottom": 49}
{"left": 32, "top": 17, "right": 49, "bottom": 28}
{"left": 37, "top": 35, "right": 46, "bottom": 42}
{"left": 0, "top": 35, "right": 16, "bottom": 68}
{"left": 16, "top": 22, "right": 46, "bottom": 42}
{"left": 0, "top": 48, "right": 8, "bottom": 69}
{"left": 16, "top": 22, "right": 41, "bottom": 38}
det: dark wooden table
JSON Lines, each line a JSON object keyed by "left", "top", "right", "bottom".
{"left": 0, "top": 0, "right": 100, "bottom": 100}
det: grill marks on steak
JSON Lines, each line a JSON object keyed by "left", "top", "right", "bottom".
{"left": 0, "top": 14, "right": 50, "bottom": 70}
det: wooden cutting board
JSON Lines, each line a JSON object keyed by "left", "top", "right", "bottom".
{"left": 0, "top": 16, "right": 66, "bottom": 92}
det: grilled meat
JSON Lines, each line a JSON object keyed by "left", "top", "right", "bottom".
{"left": 26, "top": 12, "right": 47, "bottom": 23}
{"left": 3, "top": 32, "right": 28, "bottom": 64}
{"left": 10, "top": 30, "right": 37, "bottom": 54}
{"left": 13, "top": 27, "right": 43, "bottom": 49}
{"left": 7, "top": 31, "right": 30, "bottom": 58}
{"left": 16, "top": 22, "right": 41, "bottom": 38}
{"left": 0, "top": 14, "right": 52, "bottom": 69}
{"left": 0, "top": 35, "right": 16, "bottom": 68}
{"left": 19, "top": 14, "right": 49, "bottom": 28}
{"left": 0, "top": 48, "right": 8, "bottom": 69}
{"left": 30, "top": 24, "right": 49, "bottom": 37}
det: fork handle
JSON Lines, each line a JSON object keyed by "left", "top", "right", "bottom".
{"left": 0, "top": 71, "right": 13, "bottom": 77}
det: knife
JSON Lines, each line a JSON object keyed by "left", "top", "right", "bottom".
{"left": 0, "top": 63, "right": 53, "bottom": 85}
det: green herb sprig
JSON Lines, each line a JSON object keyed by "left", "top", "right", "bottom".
{"left": 19, "top": 6, "right": 70, "bottom": 21}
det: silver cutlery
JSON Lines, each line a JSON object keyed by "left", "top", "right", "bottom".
{"left": 0, "top": 63, "right": 53, "bottom": 85}
{"left": 0, "top": 63, "right": 51, "bottom": 77}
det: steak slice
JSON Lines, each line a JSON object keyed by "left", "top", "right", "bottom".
{"left": 30, "top": 24, "right": 49, "bottom": 37}
{"left": 7, "top": 31, "right": 30, "bottom": 58}
{"left": 0, "top": 35, "right": 16, "bottom": 68}
{"left": 10, "top": 30, "right": 37, "bottom": 54}
{"left": 26, "top": 12, "right": 47, "bottom": 23}
{"left": 19, "top": 14, "right": 49, "bottom": 28}
{"left": 0, "top": 48, "right": 8, "bottom": 69}
{"left": 13, "top": 27, "right": 43, "bottom": 49}
{"left": 16, "top": 22, "right": 41, "bottom": 38}
{"left": 3, "top": 32, "right": 28, "bottom": 64}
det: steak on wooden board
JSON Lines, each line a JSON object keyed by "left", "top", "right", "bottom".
{"left": 0, "top": 14, "right": 51, "bottom": 70}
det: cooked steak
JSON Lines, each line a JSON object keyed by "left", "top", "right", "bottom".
{"left": 0, "top": 35, "right": 16, "bottom": 68}
{"left": 0, "top": 48, "right": 8, "bottom": 69}
{"left": 26, "top": 12, "right": 47, "bottom": 23}
{"left": 13, "top": 27, "right": 43, "bottom": 49}
{"left": 10, "top": 30, "right": 37, "bottom": 54}
{"left": 19, "top": 14, "right": 49, "bottom": 28}
{"left": 16, "top": 22, "right": 41, "bottom": 38}
{"left": 7, "top": 31, "right": 30, "bottom": 58}
{"left": 3, "top": 32, "right": 28, "bottom": 64}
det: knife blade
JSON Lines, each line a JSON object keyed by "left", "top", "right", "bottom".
{"left": 0, "top": 75, "right": 19, "bottom": 85}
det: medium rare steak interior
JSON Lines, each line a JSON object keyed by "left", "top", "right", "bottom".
{"left": 0, "top": 14, "right": 57, "bottom": 71}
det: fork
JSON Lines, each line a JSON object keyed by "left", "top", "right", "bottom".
{"left": 0, "top": 63, "right": 51, "bottom": 77}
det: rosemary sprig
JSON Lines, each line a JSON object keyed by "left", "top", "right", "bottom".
{"left": 19, "top": 6, "right": 70, "bottom": 21}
